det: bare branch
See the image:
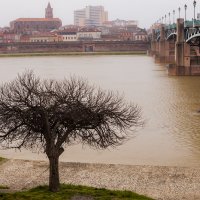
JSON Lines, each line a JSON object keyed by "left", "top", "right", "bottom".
{"left": 0, "top": 71, "right": 143, "bottom": 191}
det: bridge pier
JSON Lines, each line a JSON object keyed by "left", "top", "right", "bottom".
{"left": 168, "top": 18, "right": 191, "bottom": 75}
{"left": 184, "top": 43, "right": 191, "bottom": 75}
{"left": 164, "top": 40, "right": 170, "bottom": 63}
{"left": 149, "top": 29, "right": 158, "bottom": 57}
{"left": 149, "top": 18, "right": 200, "bottom": 75}
{"left": 175, "top": 18, "right": 186, "bottom": 75}
{"left": 158, "top": 25, "right": 166, "bottom": 63}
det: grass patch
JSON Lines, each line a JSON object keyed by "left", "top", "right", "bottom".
{"left": 0, "top": 157, "right": 7, "bottom": 164}
{"left": 0, "top": 51, "right": 147, "bottom": 57}
{"left": 0, "top": 157, "right": 8, "bottom": 166}
{"left": 0, "top": 157, "right": 8, "bottom": 163}
{"left": 0, "top": 185, "right": 9, "bottom": 190}
{"left": 0, "top": 184, "right": 154, "bottom": 200}
{"left": 0, "top": 157, "right": 4, "bottom": 162}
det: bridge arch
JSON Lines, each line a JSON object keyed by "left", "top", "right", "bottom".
{"left": 166, "top": 33, "right": 177, "bottom": 41}
{"left": 156, "top": 35, "right": 160, "bottom": 42}
{"left": 186, "top": 33, "right": 200, "bottom": 43}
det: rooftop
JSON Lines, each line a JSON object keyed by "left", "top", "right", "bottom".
{"left": 13, "top": 18, "right": 61, "bottom": 22}
{"left": 79, "top": 27, "right": 101, "bottom": 32}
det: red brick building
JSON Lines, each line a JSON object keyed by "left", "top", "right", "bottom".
{"left": 10, "top": 3, "right": 62, "bottom": 34}
{"left": 119, "top": 31, "right": 133, "bottom": 41}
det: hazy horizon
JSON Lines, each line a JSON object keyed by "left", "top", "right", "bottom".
{"left": 0, "top": 0, "right": 197, "bottom": 28}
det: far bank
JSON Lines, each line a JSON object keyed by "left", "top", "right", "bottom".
{"left": 0, "top": 41, "right": 149, "bottom": 55}
{"left": 0, "top": 51, "right": 147, "bottom": 57}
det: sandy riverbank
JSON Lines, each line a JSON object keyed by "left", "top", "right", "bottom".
{"left": 0, "top": 159, "right": 200, "bottom": 200}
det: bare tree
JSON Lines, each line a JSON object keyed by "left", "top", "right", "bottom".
{"left": 0, "top": 71, "right": 142, "bottom": 192}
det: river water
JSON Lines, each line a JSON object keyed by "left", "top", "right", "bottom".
{"left": 0, "top": 55, "right": 200, "bottom": 167}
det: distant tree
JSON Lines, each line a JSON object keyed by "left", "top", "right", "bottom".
{"left": 0, "top": 71, "right": 142, "bottom": 192}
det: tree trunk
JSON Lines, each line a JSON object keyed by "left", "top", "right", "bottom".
{"left": 49, "top": 155, "right": 60, "bottom": 192}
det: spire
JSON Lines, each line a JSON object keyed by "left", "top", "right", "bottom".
{"left": 47, "top": 2, "right": 51, "bottom": 9}
{"left": 45, "top": 2, "right": 53, "bottom": 18}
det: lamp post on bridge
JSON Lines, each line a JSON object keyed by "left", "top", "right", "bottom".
{"left": 169, "top": 12, "right": 171, "bottom": 25}
{"left": 178, "top": 7, "right": 181, "bottom": 18}
{"left": 184, "top": 4, "right": 187, "bottom": 22}
{"left": 162, "top": 16, "right": 164, "bottom": 24}
{"left": 193, "top": 0, "right": 197, "bottom": 27}
{"left": 165, "top": 14, "right": 167, "bottom": 24}
{"left": 193, "top": 0, "right": 197, "bottom": 19}
{"left": 173, "top": 10, "right": 175, "bottom": 24}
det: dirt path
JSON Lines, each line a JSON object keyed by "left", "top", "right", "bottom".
{"left": 0, "top": 159, "right": 200, "bottom": 200}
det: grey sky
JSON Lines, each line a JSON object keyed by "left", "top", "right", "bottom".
{"left": 0, "top": 0, "right": 198, "bottom": 28}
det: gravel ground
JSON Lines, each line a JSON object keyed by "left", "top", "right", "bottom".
{"left": 0, "top": 159, "right": 200, "bottom": 200}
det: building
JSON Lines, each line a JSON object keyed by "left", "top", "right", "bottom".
{"left": 74, "top": 9, "right": 86, "bottom": 27}
{"left": 10, "top": 18, "right": 62, "bottom": 34}
{"left": 2, "top": 32, "right": 20, "bottom": 43}
{"left": 134, "top": 29, "right": 148, "bottom": 41}
{"left": 103, "top": 19, "right": 138, "bottom": 27}
{"left": 77, "top": 27, "right": 101, "bottom": 40}
{"left": 119, "top": 31, "right": 133, "bottom": 41}
{"left": 74, "top": 6, "right": 108, "bottom": 27}
{"left": 0, "top": 33, "right": 3, "bottom": 43}
{"left": 29, "top": 33, "right": 59, "bottom": 42}
{"left": 45, "top": 2, "right": 53, "bottom": 18}
{"left": 10, "top": 3, "right": 62, "bottom": 34}
{"left": 59, "top": 25, "right": 79, "bottom": 31}
{"left": 57, "top": 26, "right": 79, "bottom": 42}
{"left": 101, "top": 33, "right": 120, "bottom": 41}
{"left": 20, "top": 34, "right": 30, "bottom": 42}
{"left": 58, "top": 31, "right": 77, "bottom": 42}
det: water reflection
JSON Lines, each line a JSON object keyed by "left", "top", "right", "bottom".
{"left": 0, "top": 55, "right": 200, "bottom": 167}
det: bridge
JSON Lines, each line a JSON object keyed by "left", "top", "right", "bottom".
{"left": 149, "top": 2, "right": 200, "bottom": 75}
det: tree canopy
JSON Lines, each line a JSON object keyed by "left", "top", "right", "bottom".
{"left": 0, "top": 71, "right": 142, "bottom": 191}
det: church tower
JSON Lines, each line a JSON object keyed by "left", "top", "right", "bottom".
{"left": 45, "top": 2, "right": 53, "bottom": 18}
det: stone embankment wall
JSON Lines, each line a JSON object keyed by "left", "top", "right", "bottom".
{"left": 0, "top": 41, "right": 149, "bottom": 53}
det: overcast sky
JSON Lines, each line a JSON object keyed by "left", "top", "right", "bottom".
{"left": 0, "top": 0, "right": 198, "bottom": 28}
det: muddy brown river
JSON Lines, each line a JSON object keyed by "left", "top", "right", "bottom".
{"left": 0, "top": 55, "right": 200, "bottom": 167}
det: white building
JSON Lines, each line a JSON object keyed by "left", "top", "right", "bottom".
{"left": 29, "top": 33, "right": 59, "bottom": 42}
{"left": 134, "top": 29, "right": 148, "bottom": 41}
{"left": 59, "top": 32, "right": 77, "bottom": 42}
{"left": 77, "top": 27, "right": 101, "bottom": 40}
{"left": 74, "top": 6, "right": 108, "bottom": 27}
{"left": 103, "top": 19, "right": 138, "bottom": 27}
{"left": 74, "top": 9, "right": 86, "bottom": 27}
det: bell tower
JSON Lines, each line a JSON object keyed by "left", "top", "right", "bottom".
{"left": 45, "top": 2, "right": 53, "bottom": 18}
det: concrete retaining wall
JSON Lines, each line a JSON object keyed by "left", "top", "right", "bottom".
{"left": 0, "top": 41, "right": 149, "bottom": 53}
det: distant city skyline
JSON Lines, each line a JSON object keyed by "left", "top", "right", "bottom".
{"left": 0, "top": 0, "right": 197, "bottom": 28}
{"left": 74, "top": 6, "right": 108, "bottom": 27}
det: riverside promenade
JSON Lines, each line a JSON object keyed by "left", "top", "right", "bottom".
{"left": 0, "top": 159, "right": 200, "bottom": 200}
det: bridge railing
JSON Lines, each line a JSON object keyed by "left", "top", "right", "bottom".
{"left": 185, "top": 20, "right": 200, "bottom": 27}
{"left": 166, "top": 23, "right": 177, "bottom": 30}
{"left": 184, "top": 21, "right": 193, "bottom": 27}
{"left": 193, "top": 20, "right": 200, "bottom": 27}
